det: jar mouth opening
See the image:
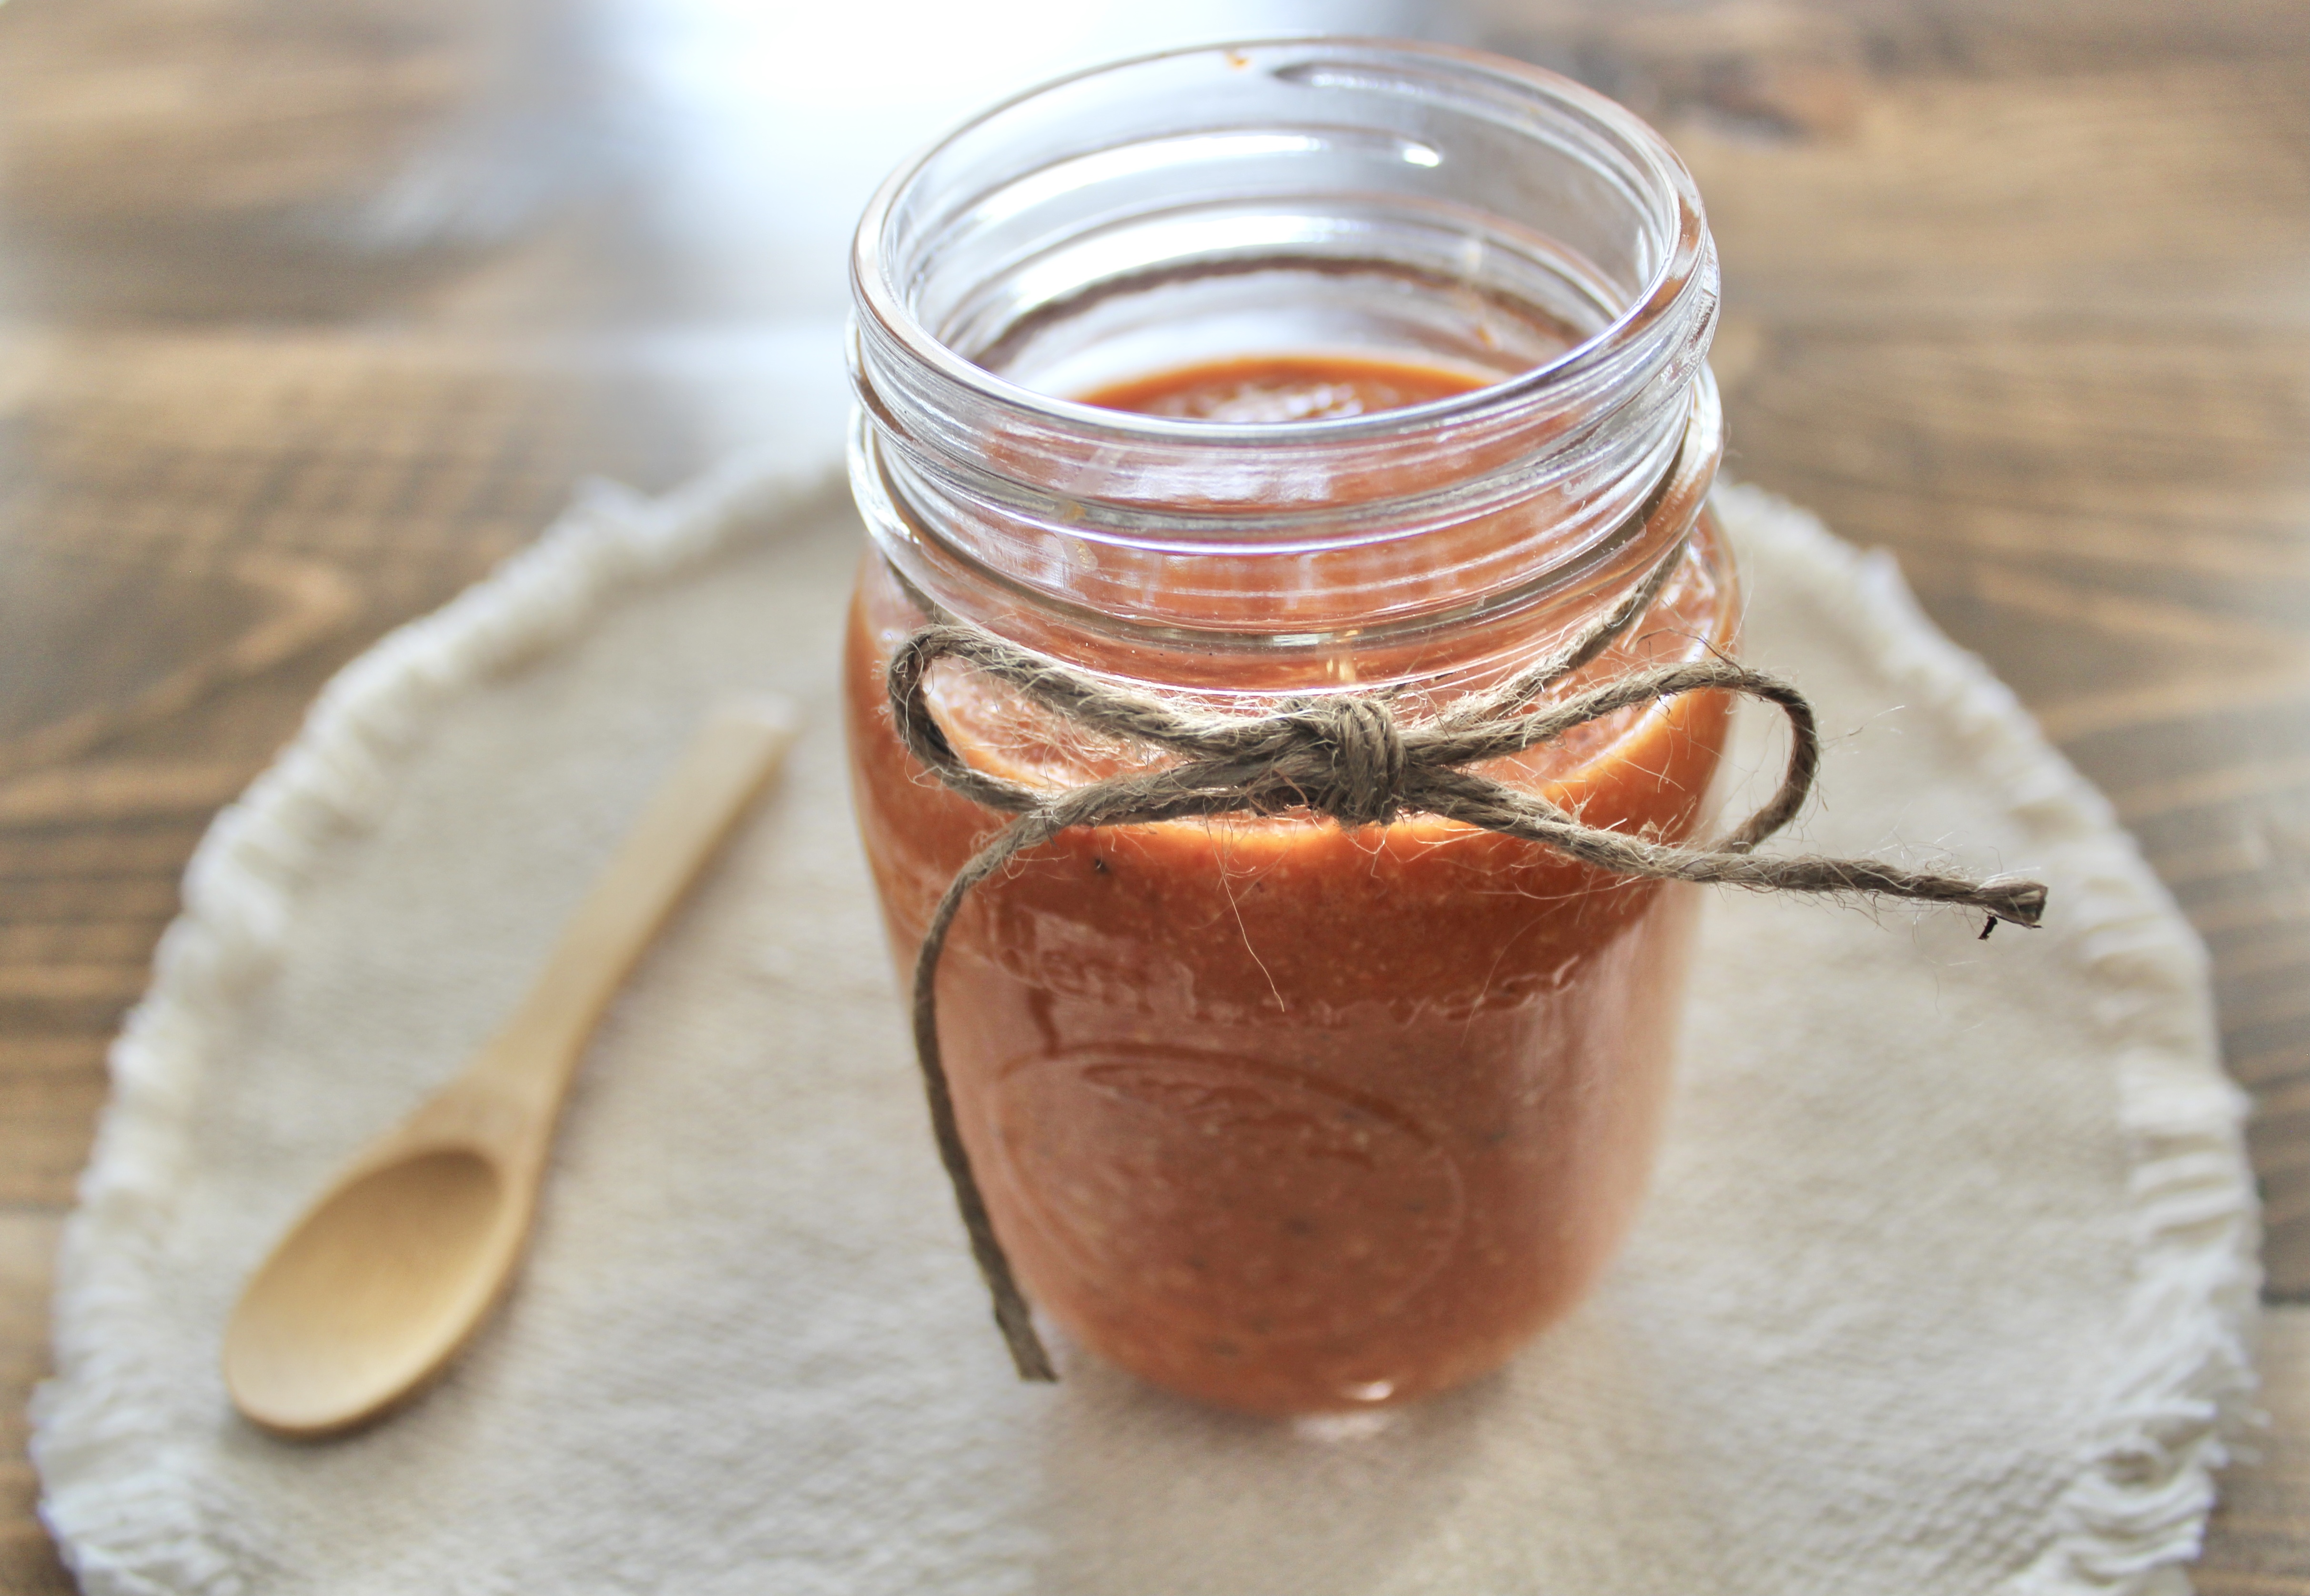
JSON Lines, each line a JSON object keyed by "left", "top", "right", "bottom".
{"left": 851, "top": 36, "right": 1711, "bottom": 451}
{"left": 852, "top": 371, "right": 1725, "bottom": 667}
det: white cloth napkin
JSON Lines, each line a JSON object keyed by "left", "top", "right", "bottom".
{"left": 32, "top": 356, "right": 2256, "bottom": 1595}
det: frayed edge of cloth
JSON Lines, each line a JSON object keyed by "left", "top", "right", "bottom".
{"left": 1715, "top": 482, "right": 2260, "bottom": 1596}
{"left": 28, "top": 442, "right": 842, "bottom": 1596}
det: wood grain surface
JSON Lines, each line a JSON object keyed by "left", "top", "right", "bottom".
{"left": 3, "top": 0, "right": 2307, "bottom": 1588}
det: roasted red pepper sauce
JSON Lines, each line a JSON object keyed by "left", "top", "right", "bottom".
{"left": 845, "top": 355, "right": 1736, "bottom": 1413}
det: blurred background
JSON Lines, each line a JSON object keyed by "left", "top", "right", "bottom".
{"left": 1, "top": 0, "right": 2306, "bottom": 1588}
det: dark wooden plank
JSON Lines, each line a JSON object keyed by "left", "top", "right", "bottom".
{"left": 0, "top": 1040, "right": 109, "bottom": 1208}
{"left": 0, "top": 1212, "right": 72, "bottom": 1596}
{"left": 2201, "top": 1308, "right": 2310, "bottom": 1594}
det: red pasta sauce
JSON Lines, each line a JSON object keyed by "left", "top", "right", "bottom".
{"left": 844, "top": 353, "right": 1736, "bottom": 1413}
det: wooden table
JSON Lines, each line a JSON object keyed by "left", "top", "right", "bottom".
{"left": 3, "top": 0, "right": 2306, "bottom": 1586}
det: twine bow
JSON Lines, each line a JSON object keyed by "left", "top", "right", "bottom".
{"left": 885, "top": 540, "right": 2048, "bottom": 1381}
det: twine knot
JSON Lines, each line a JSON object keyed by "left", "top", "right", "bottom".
{"left": 1285, "top": 694, "right": 1409, "bottom": 828}
{"left": 880, "top": 536, "right": 2049, "bottom": 1384}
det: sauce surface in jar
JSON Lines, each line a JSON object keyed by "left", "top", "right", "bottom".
{"left": 1081, "top": 353, "right": 1480, "bottom": 423}
{"left": 844, "top": 352, "right": 1736, "bottom": 1414}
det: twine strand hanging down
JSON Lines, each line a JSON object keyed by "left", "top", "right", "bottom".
{"left": 883, "top": 536, "right": 2048, "bottom": 1381}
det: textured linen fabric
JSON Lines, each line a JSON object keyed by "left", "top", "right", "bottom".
{"left": 32, "top": 371, "right": 2256, "bottom": 1595}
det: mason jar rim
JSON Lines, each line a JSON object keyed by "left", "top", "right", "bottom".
{"left": 849, "top": 35, "right": 1712, "bottom": 452}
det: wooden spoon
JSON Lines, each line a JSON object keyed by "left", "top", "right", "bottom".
{"left": 222, "top": 697, "right": 800, "bottom": 1438}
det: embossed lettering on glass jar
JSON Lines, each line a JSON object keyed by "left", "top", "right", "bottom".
{"left": 844, "top": 40, "right": 1734, "bottom": 1414}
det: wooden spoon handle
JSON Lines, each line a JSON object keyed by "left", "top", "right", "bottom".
{"left": 476, "top": 698, "right": 800, "bottom": 1104}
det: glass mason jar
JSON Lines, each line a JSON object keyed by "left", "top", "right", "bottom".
{"left": 843, "top": 39, "right": 1733, "bottom": 1414}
